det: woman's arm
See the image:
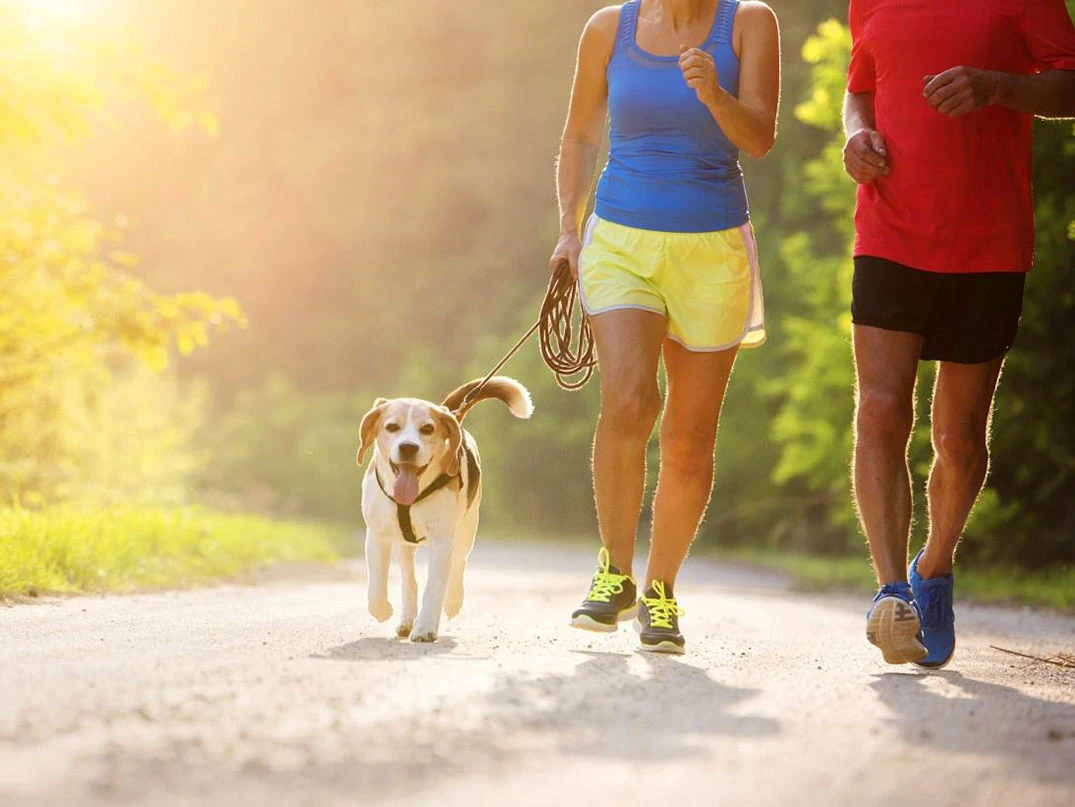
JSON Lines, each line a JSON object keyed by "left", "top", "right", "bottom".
{"left": 679, "top": 1, "right": 781, "bottom": 159}
{"left": 550, "top": 8, "right": 618, "bottom": 277}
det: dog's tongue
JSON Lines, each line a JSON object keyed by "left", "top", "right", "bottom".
{"left": 393, "top": 464, "right": 421, "bottom": 506}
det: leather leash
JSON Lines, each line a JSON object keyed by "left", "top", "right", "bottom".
{"left": 452, "top": 260, "right": 596, "bottom": 416}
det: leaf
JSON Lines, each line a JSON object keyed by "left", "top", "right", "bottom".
{"left": 176, "top": 332, "right": 195, "bottom": 356}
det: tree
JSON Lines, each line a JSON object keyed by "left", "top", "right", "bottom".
{"left": 762, "top": 13, "right": 1075, "bottom": 567}
{"left": 0, "top": 2, "right": 244, "bottom": 502}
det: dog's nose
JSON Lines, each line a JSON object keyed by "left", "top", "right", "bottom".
{"left": 397, "top": 442, "right": 419, "bottom": 461}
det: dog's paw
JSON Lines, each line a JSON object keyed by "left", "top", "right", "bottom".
{"left": 395, "top": 620, "right": 414, "bottom": 638}
{"left": 444, "top": 588, "right": 464, "bottom": 619}
{"left": 409, "top": 626, "right": 438, "bottom": 643}
{"left": 368, "top": 598, "right": 393, "bottom": 622}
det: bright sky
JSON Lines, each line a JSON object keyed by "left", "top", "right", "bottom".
{"left": 20, "top": 0, "right": 94, "bottom": 24}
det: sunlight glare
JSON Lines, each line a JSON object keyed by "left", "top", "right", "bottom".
{"left": 19, "top": 0, "right": 93, "bottom": 24}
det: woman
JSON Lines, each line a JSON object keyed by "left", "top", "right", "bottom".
{"left": 552, "top": 0, "right": 780, "bottom": 653}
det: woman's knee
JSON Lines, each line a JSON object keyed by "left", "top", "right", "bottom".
{"left": 660, "top": 423, "right": 716, "bottom": 476}
{"left": 856, "top": 387, "right": 914, "bottom": 444}
{"left": 600, "top": 380, "right": 661, "bottom": 437}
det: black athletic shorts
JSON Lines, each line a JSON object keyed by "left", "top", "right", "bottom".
{"left": 852, "top": 255, "right": 1026, "bottom": 364}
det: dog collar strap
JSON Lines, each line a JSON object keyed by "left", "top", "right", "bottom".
{"left": 373, "top": 446, "right": 481, "bottom": 545}
{"left": 374, "top": 470, "right": 452, "bottom": 544}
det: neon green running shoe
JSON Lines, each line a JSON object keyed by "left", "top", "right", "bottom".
{"left": 570, "top": 546, "right": 638, "bottom": 633}
{"left": 636, "top": 580, "right": 685, "bottom": 654}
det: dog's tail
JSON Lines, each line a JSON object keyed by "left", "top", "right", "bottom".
{"left": 442, "top": 376, "right": 534, "bottom": 422}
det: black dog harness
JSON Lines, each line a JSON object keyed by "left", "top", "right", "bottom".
{"left": 374, "top": 445, "right": 481, "bottom": 544}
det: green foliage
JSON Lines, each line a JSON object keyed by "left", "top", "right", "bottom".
{"left": 0, "top": 2, "right": 218, "bottom": 144}
{"left": 0, "top": 506, "right": 344, "bottom": 598}
{"left": 199, "top": 376, "right": 367, "bottom": 522}
{"left": 753, "top": 16, "right": 1075, "bottom": 567}
{"left": 711, "top": 545, "right": 1075, "bottom": 610}
{"left": 977, "top": 113, "right": 1075, "bottom": 566}
{"left": 198, "top": 319, "right": 602, "bottom": 533}
{"left": 796, "top": 20, "right": 852, "bottom": 135}
{"left": 207, "top": 3, "right": 1075, "bottom": 579}
{"left": 461, "top": 294, "right": 602, "bottom": 534}
{"left": 0, "top": 2, "right": 244, "bottom": 506}
{"left": 27, "top": 0, "right": 1061, "bottom": 588}
{"left": 3, "top": 365, "right": 213, "bottom": 506}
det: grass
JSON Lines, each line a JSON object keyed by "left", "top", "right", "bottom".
{"left": 0, "top": 507, "right": 350, "bottom": 599}
{"left": 8, "top": 509, "right": 1069, "bottom": 612}
{"left": 711, "top": 545, "right": 1075, "bottom": 611}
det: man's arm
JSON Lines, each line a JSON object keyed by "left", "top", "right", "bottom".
{"left": 842, "top": 91, "right": 889, "bottom": 184}
{"left": 923, "top": 67, "right": 1075, "bottom": 119}
{"left": 991, "top": 69, "right": 1075, "bottom": 117}
{"left": 843, "top": 89, "right": 876, "bottom": 135}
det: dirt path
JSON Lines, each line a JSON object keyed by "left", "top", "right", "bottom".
{"left": 2, "top": 541, "right": 1073, "bottom": 807}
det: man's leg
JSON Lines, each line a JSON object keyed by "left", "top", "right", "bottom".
{"left": 917, "top": 358, "right": 1004, "bottom": 578}
{"left": 646, "top": 339, "right": 738, "bottom": 587}
{"left": 589, "top": 309, "right": 667, "bottom": 574}
{"left": 852, "top": 325, "right": 924, "bottom": 584}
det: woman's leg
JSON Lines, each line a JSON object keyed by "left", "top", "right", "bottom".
{"left": 590, "top": 308, "right": 668, "bottom": 574}
{"left": 646, "top": 339, "right": 739, "bottom": 589}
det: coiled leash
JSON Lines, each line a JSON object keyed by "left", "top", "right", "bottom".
{"left": 382, "top": 261, "right": 594, "bottom": 542}
{"left": 452, "top": 259, "right": 597, "bottom": 417}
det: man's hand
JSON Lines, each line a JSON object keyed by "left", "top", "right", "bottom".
{"left": 843, "top": 129, "right": 889, "bottom": 184}
{"left": 550, "top": 232, "right": 582, "bottom": 279}
{"left": 679, "top": 46, "right": 724, "bottom": 107}
{"left": 923, "top": 67, "right": 999, "bottom": 116}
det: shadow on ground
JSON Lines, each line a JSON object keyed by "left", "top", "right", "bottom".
{"left": 488, "top": 650, "right": 780, "bottom": 760}
{"left": 314, "top": 635, "right": 460, "bottom": 661}
{"left": 872, "top": 670, "right": 1075, "bottom": 783}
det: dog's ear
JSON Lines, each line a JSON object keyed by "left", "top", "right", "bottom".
{"left": 356, "top": 398, "right": 389, "bottom": 466}
{"left": 434, "top": 407, "right": 463, "bottom": 476}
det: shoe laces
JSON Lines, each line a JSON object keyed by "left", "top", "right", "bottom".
{"left": 876, "top": 582, "right": 913, "bottom": 602}
{"left": 641, "top": 580, "right": 684, "bottom": 630}
{"left": 586, "top": 547, "right": 629, "bottom": 603}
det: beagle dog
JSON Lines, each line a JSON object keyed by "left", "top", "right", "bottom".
{"left": 356, "top": 376, "right": 532, "bottom": 642}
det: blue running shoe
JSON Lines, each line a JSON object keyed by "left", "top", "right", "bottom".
{"left": 866, "top": 582, "right": 927, "bottom": 664}
{"left": 909, "top": 549, "right": 956, "bottom": 669}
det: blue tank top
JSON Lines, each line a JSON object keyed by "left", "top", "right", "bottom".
{"left": 594, "top": 0, "right": 748, "bottom": 233}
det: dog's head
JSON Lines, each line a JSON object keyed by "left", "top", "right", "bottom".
{"left": 356, "top": 398, "right": 463, "bottom": 504}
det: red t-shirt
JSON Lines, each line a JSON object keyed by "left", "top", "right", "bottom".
{"left": 847, "top": 0, "right": 1075, "bottom": 273}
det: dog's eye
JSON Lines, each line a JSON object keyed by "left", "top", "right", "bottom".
{"left": 419, "top": 423, "right": 436, "bottom": 436}
{"left": 384, "top": 423, "right": 401, "bottom": 433}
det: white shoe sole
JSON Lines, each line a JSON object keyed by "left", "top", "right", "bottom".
{"left": 867, "top": 596, "right": 928, "bottom": 664}
{"left": 569, "top": 603, "right": 638, "bottom": 633}
{"left": 637, "top": 640, "right": 686, "bottom": 655}
{"left": 633, "top": 618, "right": 686, "bottom": 655}
{"left": 913, "top": 637, "right": 957, "bottom": 670}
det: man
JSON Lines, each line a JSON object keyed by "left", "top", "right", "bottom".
{"left": 843, "top": 0, "right": 1075, "bottom": 667}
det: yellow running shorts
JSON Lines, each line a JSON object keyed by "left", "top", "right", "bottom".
{"left": 578, "top": 215, "right": 766, "bottom": 351}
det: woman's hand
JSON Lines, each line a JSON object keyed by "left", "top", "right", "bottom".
{"left": 679, "top": 46, "right": 724, "bottom": 108}
{"left": 688, "top": 3, "right": 780, "bottom": 159}
{"left": 550, "top": 231, "right": 583, "bottom": 279}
